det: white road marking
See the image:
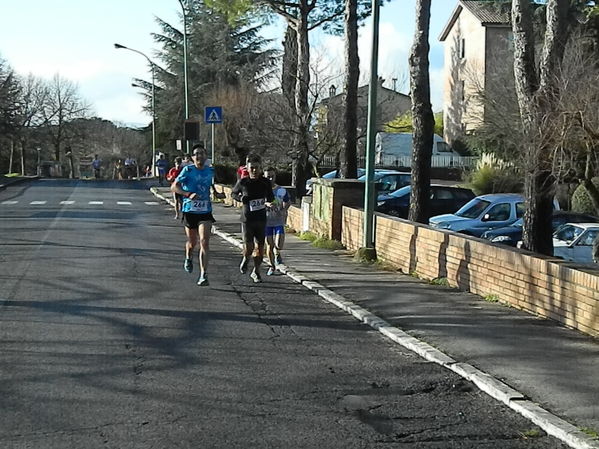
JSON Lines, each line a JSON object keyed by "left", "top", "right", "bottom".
{"left": 88, "top": 201, "right": 103, "bottom": 205}
{"left": 117, "top": 201, "right": 132, "bottom": 205}
{"left": 1, "top": 201, "right": 18, "bottom": 205}
{"left": 144, "top": 202, "right": 159, "bottom": 205}
{"left": 30, "top": 201, "right": 47, "bottom": 205}
{"left": 60, "top": 201, "right": 75, "bottom": 205}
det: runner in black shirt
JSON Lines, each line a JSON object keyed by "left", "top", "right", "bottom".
{"left": 231, "top": 154, "right": 274, "bottom": 283}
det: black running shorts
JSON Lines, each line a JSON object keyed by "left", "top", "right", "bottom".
{"left": 183, "top": 212, "right": 215, "bottom": 229}
{"left": 242, "top": 221, "right": 266, "bottom": 245}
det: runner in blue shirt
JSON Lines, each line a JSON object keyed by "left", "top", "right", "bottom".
{"left": 171, "top": 144, "right": 222, "bottom": 286}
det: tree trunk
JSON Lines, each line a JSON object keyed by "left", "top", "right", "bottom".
{"left": 293, "top": 1, "right": 312, "bottom": 198}
{"left": 341, "top": 0, "right": 359, "bottom": 179}
{"left": 408, "top": 0, "right": 434, "bottom": 223}
{"left": 512, "top": 0, "right": 569, "bottom": 256}
{"left": 282, "top": 25, "right": 298, "bottom": 110}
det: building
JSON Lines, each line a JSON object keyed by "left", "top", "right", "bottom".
{"left": 439, "top": 0, "right": 513, "bottom": 146}
{"left": 316, "top": 78, "right": 411, "bottom": 156}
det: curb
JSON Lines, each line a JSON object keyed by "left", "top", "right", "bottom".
{"left": 150, "top": 187, "right": 599, "bottom": 449}
{"left": 0, "top": 176, "right": 39, "bottom": 190}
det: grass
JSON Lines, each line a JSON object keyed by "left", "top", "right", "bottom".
{"left": 484, "top": 294, "right": 500, "bottom": 303}
{"left": 312, "top": 237, "right": 345, "bottom": 250}
{"left": 519, "top": 429, "right": 542, "bottom": 439}
{"left": 298, "top": 231, "right": 318, "bottom": 242}
{"left": 4, "top": 173, "right": 20, "bottom": 178}
{"left": 580, "top": 427, "right": 599, "bottom": 439}
{"left": 298, "top": 231, "right": 344, "bottom": 250}
{"left": 430, "top": 277, "right": 450, "bottom": 287}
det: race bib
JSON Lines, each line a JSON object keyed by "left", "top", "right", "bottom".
{"left": 189, "top": 199, "right": 209, "bottom": 213}
{"left": 249, "top": 198, "right": 266, "bottom": 212}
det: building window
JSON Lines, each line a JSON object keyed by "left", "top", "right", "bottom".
{"left": 459, "top": 38, "right": 466, "bottom": 59}
{"left": 460, "top": 80, "right": 465, "bottom": 102}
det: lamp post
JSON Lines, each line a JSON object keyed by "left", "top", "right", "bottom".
{"left": 114, "top": 43, "right": 157, "bottom": 176}
{"left": 177, "top": 0, "right": 190, "bottom": 153}
{"left": 362, "top": 0, "right": 381, "bottom": 251}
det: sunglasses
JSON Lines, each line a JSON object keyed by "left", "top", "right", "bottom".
{"left": 192, "top": 153, "right": 203, "bottom": 156}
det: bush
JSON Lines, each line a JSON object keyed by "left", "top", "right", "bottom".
{"left": 571, "top": 177, "right": 599, "bottom": 215}
{"left": 466, "top": 153, "right": 521, "bottom": 195}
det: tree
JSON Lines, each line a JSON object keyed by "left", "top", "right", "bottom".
{"left": 341, "top": 0, "right": 359, "bottom": 179}
{"left": 40, "top": 74, "right": 90, "bottom": 161}
{"left": 511, "top": 0, "right": 570, "bottom": 255}
{"left": 407, "top": 0, "right": 435, "bottom": 223}
{"left": 150, "top": 1, "right": 278, "bottom": 153}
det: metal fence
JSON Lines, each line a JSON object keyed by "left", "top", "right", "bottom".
{"left": 319, "top": 154, "right": 479, "bottom": 169}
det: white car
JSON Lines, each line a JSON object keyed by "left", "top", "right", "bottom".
{"left": 553, "top": 223, "right": 599, "bottom": 264}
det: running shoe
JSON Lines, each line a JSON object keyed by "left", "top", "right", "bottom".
{"left": 184, "top": 258, "right": 193, "bottom": 273}
{"left": 250, "top": 271, "right": 262, "bottom": 283}
{"left": 197, "top": 275, "right": 209, "bottom": 286}
{"left": 239, "top": 258, "right": 248, "bottom": 274}
{"left": 266, "top": 267, "right": 275, "bottom": 276}
{"left": 275, "top": 254, "right": 283, "bottom": 266}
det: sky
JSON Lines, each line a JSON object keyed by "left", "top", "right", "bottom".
{"left": 0, "top": 0, "right": 453, "bottom": 127}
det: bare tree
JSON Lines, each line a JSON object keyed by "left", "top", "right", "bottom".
{"left": 511, "top": 0, "right": 570, "bottom": 255}
{"left": 40, "top": 74, "right": 91, "bottom": 161}
{"left": 408, "top": 0, "right": 435, "bottom": 223}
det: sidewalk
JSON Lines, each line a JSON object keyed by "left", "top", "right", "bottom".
{"left": 151, "top": 186, "right": 599, "bottom": 449}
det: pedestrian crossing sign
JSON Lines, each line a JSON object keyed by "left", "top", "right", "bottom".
{"left": 204, "top": 106, "right": 223, "bottom": 124}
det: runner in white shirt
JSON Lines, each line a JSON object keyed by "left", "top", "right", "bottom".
{"left": 264, "top": 167, "right": 290, "bottom": 275}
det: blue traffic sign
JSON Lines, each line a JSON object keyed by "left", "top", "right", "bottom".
{"left": 204, "top": 106, "right": 223, "bottom": 124}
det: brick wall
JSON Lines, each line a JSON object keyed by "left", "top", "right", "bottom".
{"left": 287, "top": 205, "right": 302, "bottom": 233}
{"left": 342, "top": 207, "right": 599, "bottom": 337}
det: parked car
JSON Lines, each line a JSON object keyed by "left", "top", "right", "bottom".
{"left": 429, "top": 193, "right": 525, "bottom": 237}
{"left": 357, "top": 171, "right": 411, "bottom": 193}
{"left": 553, "top": 223, "right": 599, "bottom": 263}
{"left": 305, "top": 168, "right": 367, "bottom": 195}
{"left": 376, "top": 185, "right": 475, "bottom": 220}
{"left": 482, "top": 211, "right": 599, "bottom": 246}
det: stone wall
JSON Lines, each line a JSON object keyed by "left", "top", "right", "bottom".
{"left": 341, "top": 207, "right": 599, "bottom": 337}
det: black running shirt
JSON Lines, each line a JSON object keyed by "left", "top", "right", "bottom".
{"left": 231, "top": 177, "right": 275, "bottom": 222}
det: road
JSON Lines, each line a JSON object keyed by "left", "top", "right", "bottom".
{"left": 0, "top": 179, "right": 568, "bottom": 448}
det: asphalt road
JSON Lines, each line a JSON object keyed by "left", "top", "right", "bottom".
{"left": 0, "top": 179, "right": 568, "bottom": 448}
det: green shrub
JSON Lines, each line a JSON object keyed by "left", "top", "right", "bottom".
{"left": 312, "top": 237, "right": 345, "bottom": 250}
{"left": 571, "top": 178, "right": 599, "bottom": 215}
{"left": 466, "top": 153, "right": 521, "bottom": 195}
{"left": 298, "top": 231, "right": 318, "bottom": 242}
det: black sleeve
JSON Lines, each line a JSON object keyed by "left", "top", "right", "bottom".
{"left": 231, "top": 179, "right": 244, "bottom": 203}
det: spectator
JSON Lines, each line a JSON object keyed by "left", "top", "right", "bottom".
{"left": 156, "top": 154, "right": 169, "bottom": 186}
{"left": 92, "top": 154, "right": 102, "bottom": 179}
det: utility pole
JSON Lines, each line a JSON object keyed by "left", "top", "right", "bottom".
{"left": 362, "top": 0, "right": 380, "bottom": 253}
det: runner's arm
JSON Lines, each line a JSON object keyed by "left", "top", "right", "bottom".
{"left": 231, "top": 180, "right": 246, "bottom": 203}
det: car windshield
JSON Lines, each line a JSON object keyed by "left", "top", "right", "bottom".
{"left": 554, "top": 225, "right": 584, "bottom": 242}
{"left": 455, "top": 198, "right": 491, "bottom": 219}
{"left": 388, "top": 186, "right": 411, "bottom": 198}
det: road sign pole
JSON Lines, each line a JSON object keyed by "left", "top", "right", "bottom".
{"left": 211, "top": 123, "right": 215, "bottom": 164}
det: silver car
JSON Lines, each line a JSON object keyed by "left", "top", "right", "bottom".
{"left": 429, "top": 193, "right": 525, "bottom": 237}
{"left": 553, "top": 223, "right": 599, "bottom": 264}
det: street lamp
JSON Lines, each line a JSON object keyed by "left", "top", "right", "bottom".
{"left": 177, "top": 0, "right": 190, "bottom": 153}
{"left": 114, "top": 42, "right": 157, "bottom": 176}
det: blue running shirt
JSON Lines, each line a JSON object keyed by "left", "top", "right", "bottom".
{"left": 176, "top": 165, "right": 214, "bottom": 214}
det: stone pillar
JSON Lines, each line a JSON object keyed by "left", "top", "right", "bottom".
{"left": 311, "top": 178, "right": 366, "bottom": 241}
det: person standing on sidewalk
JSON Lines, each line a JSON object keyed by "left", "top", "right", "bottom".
{"left": 156, "top": 154, "right": 169, "bottom": 186}
{"left": 92, "top": 154, "right": 102, "bottom": 179}
{"left": 171, "top": 144, "right": 220, "bottom": 287}
{"left": 166, "top": 157, "right": 184, "bottom": 220}
{"left": 231, "top": 154, "right": 274, "bottom": 283}
{"left": 264, "top": 167, "right": 290, "bottom": 275}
